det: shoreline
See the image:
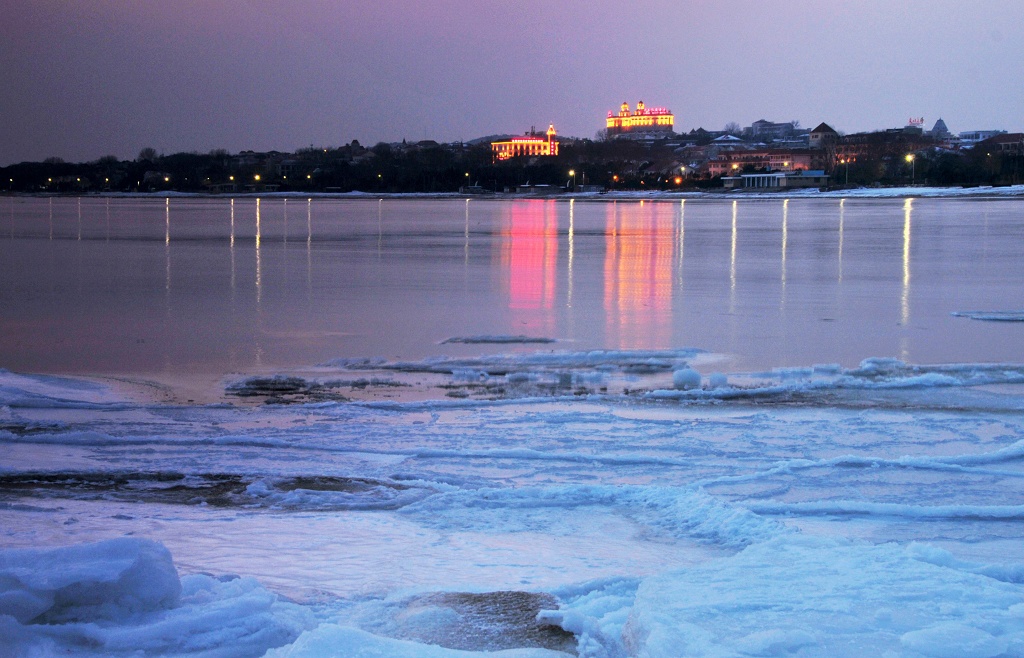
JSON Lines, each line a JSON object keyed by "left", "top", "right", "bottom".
{"left": 5, "top": 183, "right": 1024, "bottom": 201}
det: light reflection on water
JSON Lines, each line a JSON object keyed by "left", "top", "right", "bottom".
{"left": 1, "top": 195, "right": 1023, "bottom": 376}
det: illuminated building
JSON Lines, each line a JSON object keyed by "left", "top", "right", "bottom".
{"left": 606, "top": 101, "right": 674, "bottom": 138}
{"left": 491, "top": 125, "right": 559, "bottom": 162}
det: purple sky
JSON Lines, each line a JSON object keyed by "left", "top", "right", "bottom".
{"left": 2, "top": 0, "right": 1022, "bottom": 165}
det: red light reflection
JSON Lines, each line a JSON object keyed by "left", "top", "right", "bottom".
{"left": 604, "top": 203, "right": 675, "bottom": 349}
{"left": 500, "top": 201, "right": 558, "bottom": 333}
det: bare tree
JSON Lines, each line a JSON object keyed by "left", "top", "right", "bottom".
{"left": 724, "top": 122, "right": 741, "bottom": 136}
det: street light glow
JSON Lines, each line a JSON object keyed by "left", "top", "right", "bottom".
{"left": 905, "top": 154, "right": 915, "bottom": 163}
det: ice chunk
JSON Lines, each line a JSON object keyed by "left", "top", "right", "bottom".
{"left": 952, "top": 311, "right": 1024, "bottom": 322}
{"left": 0, "top": 537, "right": 180, "bottom": 624}
{"left": 611, "top": 535, "right": 1024, "bottom": 657}
{"left": 900, "top": 622, "right": 1008, "bottom": 657}
{"left": 672, "top": 368, "right": 701, "bottom": 390}
{"left": 0, "top": 538, "right": 314, "bottom": 656}
{"left": 708, "top": 372, "right": 728, "bottom": 389}
{"left": 442, "top": 335, "right": 558, "bottom": 344}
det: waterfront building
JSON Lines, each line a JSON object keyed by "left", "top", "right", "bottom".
{"left": 722, "top": 170, "right": 830, "bottom": 189}
{"left": 491, "top": 125, "right": 559, "bottom": 162}
{"left": 606, "top": 101, "right": 674, "bottom": 139}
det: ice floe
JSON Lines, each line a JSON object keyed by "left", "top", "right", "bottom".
{"left": 0, "top": 538, "right": 314, "bottom": 656}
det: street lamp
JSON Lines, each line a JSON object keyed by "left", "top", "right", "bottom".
{"left": 568, "top": 169, "right": 576, "bottom": 191}
{"left": 840, "top": 158, "right": 850, "bottom": 185}
{"left": 905, "top": 154, "right": 915, "bottom": 184}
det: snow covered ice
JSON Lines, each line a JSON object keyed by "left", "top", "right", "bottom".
{"left": 4, "top": 195, "right": 1024, "bottom": 656}
{"left": 5, "top": 355, "right": 1024, "bottom": 656}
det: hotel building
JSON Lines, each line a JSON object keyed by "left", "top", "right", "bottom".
{"left": 606, "top": 101, "right": 674, "bottom": 138}
{"left": 491, "top": 125, "right": 559, "bottom": 162}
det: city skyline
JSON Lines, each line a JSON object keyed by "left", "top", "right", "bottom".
{"left": 2, "top": 0, "right": 1023, "bottom": 166}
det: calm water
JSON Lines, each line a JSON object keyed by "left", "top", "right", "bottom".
{"left": 1, "top": 195, "right": 1023, "bottom": 378}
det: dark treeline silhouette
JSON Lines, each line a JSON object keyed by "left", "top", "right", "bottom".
{"left": 2, "top": 135, "right": 1021, "bottom": 194}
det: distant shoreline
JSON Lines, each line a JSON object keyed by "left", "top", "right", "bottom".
{"left": 5, "top": 185, "right": 1024, "bottom": 201}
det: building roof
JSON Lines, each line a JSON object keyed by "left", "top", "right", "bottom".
{"left": 930, "top": 119, "right": 949, "bottom": 135}
{"left": 983, "top": 132, "right": 1024, "bottom": 143}
{"left": 810, "top": 122, "right": 837, "bottom": 134}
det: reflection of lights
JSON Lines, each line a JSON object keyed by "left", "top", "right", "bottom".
{"left": 165, "top": 198, "right": 171, "bottom": 294}
{"left": 781, "top": 199, "right": 788, "bottom": 291}
{"left": 604, "top": 201, "right": 675, "bottom": 349}
{"left": 230, "top": 199, "right": 236, "bottom": 292}
{"left": 567, "top": 199, "right": 575, "bottom": 308}
{"left": 677, "top": 199, "right": 685, "bottom": 286}
{"left": 502, "top": 201, "right": 557, "bottom": 317}
{"left": 306, "top": 198, "right": 312, "bottom": 295}
{"left": 730, "top": 201, "right": 737, "bottom": 290}
{"left": 499, "top": 201, "right": 558, "bottom": 336}
{"left": 255, "top": 198, "right": 262, "bottom": 305}
{"left": 902, "top": 198, "right": 912, "bottom": 325}
{"left": 838, "top": 198, "right": 845, "bottom": 283}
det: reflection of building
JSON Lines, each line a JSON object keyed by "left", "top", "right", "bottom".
{"left": 500, "top": 201, "right": 558, "bottom": 333}
{"left": 606, "top": 101, "right": 674, "bottom": 139}
{"left": 491, "top": 125, "right": 559, "bottom": 162}
{"left": 603, "top": 203, "right": 675, "bottom": 349}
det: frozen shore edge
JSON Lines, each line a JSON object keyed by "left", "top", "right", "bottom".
{"left": 5, "top": 183, "right": 1024, "bottom": 201}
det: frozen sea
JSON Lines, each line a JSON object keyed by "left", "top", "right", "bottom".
{"left": 2, "top": 194, "right": 1024, "bottom": 657}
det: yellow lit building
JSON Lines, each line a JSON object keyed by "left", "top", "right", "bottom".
{"left": 491, "top": 125, "right": 559, "bottom": 162}
{"left": 606, "top": 101, "right": 674, "bottom": 138}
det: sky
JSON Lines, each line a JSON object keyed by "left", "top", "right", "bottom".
{"left": 2, "top": 0, "right": 1023, "bottom": 166}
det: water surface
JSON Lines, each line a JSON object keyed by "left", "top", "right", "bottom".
{"left": 2, "top": 195, "right": 1022, "bottom": 379}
